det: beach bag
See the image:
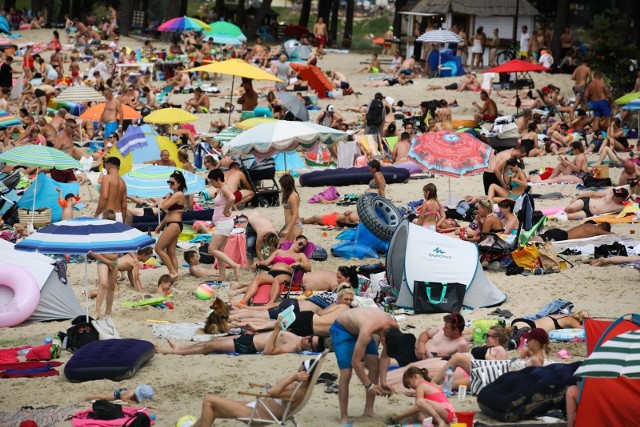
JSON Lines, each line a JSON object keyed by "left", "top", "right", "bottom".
{"left": 594, "top": 242, "right": 627, "bottom": 259}
{"left": 470, "top": 359, "right": 512, "bottom": 395}
{"left": 537, "top": 241, "right": 560, "bottom": 272}
{"left": 64, "top": 315, "right": 100, "bottom": 352}
{"left": 123, "top": 412, "right": 151, "bottom": 427}
{"left": 413, "top": 281, "right": 466, "bottom": 314}
{"left": 18, "top": 207, "right": 51, "bottom": 228}
{"left": 582, "top": 176, "right": 611, "bottom": 188}
{"left": 511, "top": 244, "right": 540, "bottom": 270}
{"left": 473, "top": 319, "right": 501, "bottom": 345}
{"left": 87, "top": 400, "right": 125, "bottom": 420}
{"left": 366, "top": 99, "right": 384, "bottom": 126}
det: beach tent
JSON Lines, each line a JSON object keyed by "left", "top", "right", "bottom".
{"left": 0, "top": 239, "right": 83, "bottom": 323}
{"left": 574, "top": 315, "right": 640, "bottom": 427}
{"left": 17, "top": 172, "right": 80, "bottom": 223}
{"left": 332, "top": 223, "right": 389, "bottom": 259}
{"left": 0, "top": 16, "right": 10, "bottom": 35}
{"left": 427, "top": 49, "right": 464, "bottom": 77}
{"left": 386, "top": 220, "right": 506, "bottom": 309}
{"left": 283, "top": 40, "right": 312, "bottom": 62}
{"left": 274, "top": 151, "right": 306, "bottom": 173}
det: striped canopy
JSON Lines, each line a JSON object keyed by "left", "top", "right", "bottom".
{"left": 0, "top": 145, "right": 81, "bottom": 169}
{"left": 15, "top": 217, "right": 156, "bottom": 255}
{"left": 123, "top": 165, "right": 206, "bottom": 198}
{"left": 54, "top": 85, "right": 106, "bottom": 103}
{"left": 575, "top": 330, "right": 640, "bottom": 379}
{"left": 213, "top": 127, "right": 242, "bottom": 143}
{"left": 0, "top": 110, "right": 20, "bottom": 129}
{"left": 158, "top": 16, "right": 210, "bottom": 32}
{"left": 417, "top": 29, "right": 464, "bottom": 44}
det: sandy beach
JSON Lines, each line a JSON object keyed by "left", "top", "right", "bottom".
{"left": 1, "top": 28, "right": 639, "bottom": 427}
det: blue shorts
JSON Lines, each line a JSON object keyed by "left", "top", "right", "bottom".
{"left": 340, "top": 81, "right": 350, "bottom": 89}
{"left": 399, "top": 68, "right": 412, "bottom": 76}
{"left": 329, "top": 321, "right": 378, "bottom": 369}
{"left": 588, "top": 100, "right": 611, "bottom": 118}
{"left": 104, "top": 121, "right": 119, "bottom": 138}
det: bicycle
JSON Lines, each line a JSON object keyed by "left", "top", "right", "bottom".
{"left": 496, "top": 46, "right": 518, "bottom": 65}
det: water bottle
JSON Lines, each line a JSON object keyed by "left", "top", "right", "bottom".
{"left": 442, "top": 366, "right": 454, "bottom": 397}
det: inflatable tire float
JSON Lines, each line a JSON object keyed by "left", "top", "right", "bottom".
{"left": 310, "top": 247, "right": 328, "bottom": 261}
{"left": 357, "top": 193, "right": 402, "bottom": 242}
{"left": 0, "top": 264, "right": 40, "bottom": 327}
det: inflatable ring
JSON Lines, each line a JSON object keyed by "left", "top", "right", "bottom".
{"left": 357, "top": 193, "right": 402, "bottom": 241}
{"left": 0, "top": 264, "right": 40, "bottom": 327}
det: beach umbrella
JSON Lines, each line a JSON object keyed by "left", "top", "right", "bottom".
{"left": 205, "top": 35, "right": 243, "bottom": 46}
{"left": 0, "top": 146, "right": 81, "bottom": 228}
{"left": 289, "top": 63, "right": 335, "bottom": 99}
{"left": 0, "top": 109, "right": 20, "bottom": 128}
{"left": 53, "top": 85, "right": 106, "bottom": 103}
{"left": 372, "top": 37, "right": 385, "bottom": 45}
{"left": 116, "top": 125, "right": 148, "bottom": 156}
{"left": 15, "top": 217, "right": 156, "bottom": 321}
{"left": 235, "top": 117, "right": 279, "bottom": 130}
{"left": 186, "top": 59, "right": 283, "bottom": 125}
{"left": 616, "top": 92, "right": 640, "bottom": 105}
{"left": 417, "top": 29, "right": 463, "bottom": 44}
{"left": 485, "top": 60, "right": 550, "bottom": 114}
{"left": 409, "top": 130, "right": 493, "bottom": 205}
{"left": 80, "top": 103, "right": 141, "bottom": 121}
{"left": 623, "top": 99, "right": 640, "bottom": 133}
{"left": 158, "top": 16, "right": 210, "bottom": 32}
{"left": 213, "top": 127, "right": 243, "bottom": 143}
{"left": 144, "top": 108, "right": 198, "bottom": 125}
{"left": 203, "top": 21, "right": 246, "bottom": 45}
{"left": 123, "top": 165, "right": 206, "bottom": 198}
{"left": 575, "top": 330, "right": 640, "bottom": 379}
{"left": 277, "top": 92, "right": 310, "bottom": 121}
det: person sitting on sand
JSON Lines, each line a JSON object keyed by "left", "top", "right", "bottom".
{"left": 473, "top": 90, "right": 498, "bottom": 125}
{"left": 155, "top": 314, "right": 325, "bottom": 355}
{"left": 189, "top": 358, "right": 318, "bottom": 426}
{"left": 184, "top": 250, "right": 219, "bottom": 278}
{"left": 358, "top": 53, "right": 382, "bottom": 73}
{"left": 619, "top": 159, "right": 640, "bottom": 187}
{"left": 416, "top": 313, "right": 469, "bottom": 359}
{"left": 531, "top": 221, "right": 612, "bottom": 242}
{"left": 302, "top": 211, "right": 360, "bottom": 228}
{"left": 561, "top": 187, "right": 629, "bottom": 220}
{"left": 86, "top": 384, "right": 154, "bottom": 403}
{"left": 510, "top": 311, "right": 589, "bottom": 333}
{"left": 392, "top": 132, "right": 411, "bottom": 163}
{"left": 528, "top": 141, "right": 588, "bottom": 184}
{"left": 184, "top": 87, "right": 210, "bottom": 113}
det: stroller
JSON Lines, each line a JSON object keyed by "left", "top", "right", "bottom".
{"left": 0, "top": 171, "right": 21, "bottom": 226}
{"left": 239, "top": 156, "right": 281, "bottom": 208}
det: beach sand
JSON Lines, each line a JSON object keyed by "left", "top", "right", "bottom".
{"left": 1, "top": 29, "right": 639, "bottom": 426}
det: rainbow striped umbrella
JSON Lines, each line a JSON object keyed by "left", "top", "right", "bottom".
{"left": 0, "top": 110, "right": 20, "bottom": 129}
{"left": 158, "top": 16, "right": 210, "bottom": 32}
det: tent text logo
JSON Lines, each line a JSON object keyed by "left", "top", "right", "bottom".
{"left": 429, "top": 247, "right": 452, "bottom": 259}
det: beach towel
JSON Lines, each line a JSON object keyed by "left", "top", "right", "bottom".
{"left": 0, "top": 361, "right": 63, "bottom": 378}
{"left": 151, "top": 322, "right": 240, "bottom": 342}
{"left": 337, "top": 140, "right": 358, "bottom": 168}
{"left": 0, "top": 403, "right": 84, "bottom": 427}
{"left": 0, "top": 346, "right": 31, "bottom": 364}
{"left": 213, "top": 233, "right": 247, "bottom": 268}
{"left": 72, "top": 406, "right": 153, "bottom": 427}
{"left": 308, "top": 186, "right": 339, "bottom": 204}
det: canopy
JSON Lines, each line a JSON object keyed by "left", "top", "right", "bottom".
{"left": 417, "top": 29, "right": 463, "bottom": 44}
{"left": 485, "top": 59, "right": 549, "bottom": 74}
{"left": 80, "top": 103, "right": 141, "bottom": 121}
{"left": 0, "top": 145, "right": 81, "bottom": 169}
{"left": 186, "top": 59, "right": 282, "bottom": 82}
{"left": 144, "top": 108, "right": 198, "bottom": 125}
{"left": 203, "top": 21, "right": 246, "bottom": 44}
{"left": 576, "top": 329, "right": 640, "bottom": 379}
{"left": 289, "top": 63, "right": 335, "bottom": 99}
{"left": 158, "top": 16, "right": 210, "bottom": 32}
{"left": 54, "top": 85, "right": 106, "bottom": 103}
{"left": 123, "top": 166, "right": 206, "bottom": 198}
{"left": 616, "top": 92, "right": 640, "bottom": 105}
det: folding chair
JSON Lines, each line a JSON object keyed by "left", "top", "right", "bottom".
{"left": 237, "top": 350, "right": 328, "bottom": 426}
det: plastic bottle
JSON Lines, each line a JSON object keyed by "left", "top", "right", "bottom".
{"left": 442, "top": 366, "right": 454, "bottom": 397}
{"left": 458, "top": 381, "right": 468, "bottom": 399}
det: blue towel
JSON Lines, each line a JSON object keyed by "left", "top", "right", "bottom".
{"left": 522, "top": 299, "right": 574, "bottom": 320}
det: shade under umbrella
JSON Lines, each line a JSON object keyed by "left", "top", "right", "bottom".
{"left": 54, "top": 85, "right": 106, "bottom": 103}
{"left": 123, "top": 165, "right": 206, "bottom": 198}
{"left": 575, "top": 330, "right": 640, "bottom": 379}
{"left": 205, "top": 35, "right": 243, "bottom": 45}
{"left": 417, "top": 29, "right": 463, "bottom": 44}
{"left": 277, "top": 92, "right": 309, "bottom": 121}
{"left": 158, "top": 16, "right": 210, "bottom": 32}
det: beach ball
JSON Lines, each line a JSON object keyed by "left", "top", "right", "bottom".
{"left": 176, "top": 415, "right": 197, "bottom": 427}
{"left": 195, "top": 283, "right": 214, "bottom": 300}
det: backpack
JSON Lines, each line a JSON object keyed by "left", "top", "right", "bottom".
{"left": 366, "top": 99, "right": 384, "bottom": 126}
{"left": 123, "top": 412, "right": 151, "bottom": 427}
{"left": 63, "top": 315, "right": 100, "bottom": 352}
{"left": 87, "top": 400, "right": 125, "bottom": 420}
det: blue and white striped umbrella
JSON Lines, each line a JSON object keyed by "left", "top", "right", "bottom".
{"left": 117, "top": 125, "right": 148, "bottom": 156}
{"left": 15, "top": 217, "right": 156, "bottom": 255}
{"left": 123, "top": 165, "right": 206, "bottom": 198}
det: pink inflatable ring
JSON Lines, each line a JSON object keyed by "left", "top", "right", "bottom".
{"left": 0, "top": 264, "right": 40, "bottom": 327}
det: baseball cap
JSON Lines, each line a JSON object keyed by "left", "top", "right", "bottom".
{"left": 613, "top": 187, "right": 629, "bottom": 200}
{"left": 64, "top": 193, "right": 80, "bottom": 201}
{"left": 521, "top": 328, "right": 549, "bottom": 345}
{"left": 134, "top": 384, "right": 155, "bottom": 401}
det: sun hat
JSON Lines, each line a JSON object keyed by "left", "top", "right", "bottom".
{"left": 522, "top": 328, "right": 549, "bottom": 345}
{"left": 134, "top": 384, "right": 154, "bottom": 401}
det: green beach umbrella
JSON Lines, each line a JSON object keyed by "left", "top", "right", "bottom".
{"left": 575, "top": 330, "right": 640, "bottom": 379}
{"left": 615, "top": 92, "right": 640, "bottom": 105}
{"left": 204, "top": 21, "right": 246, "bottom": 40}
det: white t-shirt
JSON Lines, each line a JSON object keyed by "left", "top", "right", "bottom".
{"left": 520, "top": 32, "right": 530, "bottom": 52}
{"left": 539, "top": 53, "right": 554, "bottom": 68}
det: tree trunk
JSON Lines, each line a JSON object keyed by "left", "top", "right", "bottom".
{"left": 393, "top": 0, "right": 407, "bottom": 39}
{"left": 215, "top": 0, "right": 225, "bottom": 20}
{"left": 3, "top": 0, "right": 15, "bottom": 10}
{"left": 329, "top": 0, "right": 339, "bottom": 47}
{"left": 71, "top": 0, "right": 81, "bottom": 21}
{"left": 118, "top": 0, "right": 134, "bottom": 36}
{"left": 245, "top": 0, "right": 272, "bottom": 39}
{"left": 299, "top": 0, "right": 311, "bottom": 28}
{"left": 45, "top": 0, "right": 54, "bottom": 27}
{"left": 236, "top": 0, "right": 245, "bottom": 30}
{"left": 317, "top": 0, "right": 331, "bottom": 25}
{"left": 179, "top": 0, "right": 188, "bottom": 17}
{"left": 344, "top": 0, "right": 354, "bottom": 39}
{"left": 58, "top": 0, "right": 70, "bottom": 23}
{"left": 31, "top": 0, "right": 46, "bottom": 18}
{"left": 550, "top": 0, "right": 570, "bottom": 61}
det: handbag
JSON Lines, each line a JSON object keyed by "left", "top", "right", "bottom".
{"left": 470, "top": 359, "right": 512, "bottom": 395}
{"left": 413, "top": 281, "right": 466, "bottom": 314}
{"left": 511, "top": 244, "right": 540, "bottom": 270}
{"left": 18, "top": 207, "right": 52, "bottom": 228}
{"left": 537, "top": 241, "right": 560, "bottom": 272}
{"left": 594, "top": 242, "right": 628, "bottom": 259}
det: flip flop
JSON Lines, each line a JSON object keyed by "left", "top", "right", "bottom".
{"left": 324, "top": 383, "right": 339, "bottom": 394}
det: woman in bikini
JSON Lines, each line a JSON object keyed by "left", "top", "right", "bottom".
{"left": 191, "top": 358, "right": 318, "bottom": 426}
{"left": 302, "top": 211, "right": 360, "bottom": 228}
{"left": 510, "top": 311, "right": 588, "bottom": 333}
{"left": 520, "top": 122, "right": 544, "bottom": 157}
{"left": 529, "top": 140, "right": 588, "bottom": 184}
{"left": 154, "top": 170, "right": 186, "bottom": 279}
{"left": 207, "top": 169, "right": 241, "bottom": 282}
{"left": 486, "top": 158, "right": 528, "bottom": 202}
{"left": 414, "top": 183, "right": 445, "bottom": 231}
{"left": 237, "top": 235, "right": 311, "bottom": 306}
{"left": 389, "top": 366, "right": 456, "bottom": 427}
{"left": 279, "top": 174, "right": 303, "bottom": 242}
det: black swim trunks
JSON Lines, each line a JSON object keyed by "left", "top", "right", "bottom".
{"left": 289, "top": 311, "right": 314, "bottom": 337}
{"left": 579, "top": 197, "right": 593, "bottom": 217}
{"left": 385, "top": 328, "right": 418, "bottom": 367}
{"left": 539, "top": 228, "right": 569, "bottom": 242}
{"left": 483, "top": 171, "right": 501, "bottom": 195}
{"left": 233, "top": 334, "right": 258, "bottom": 354}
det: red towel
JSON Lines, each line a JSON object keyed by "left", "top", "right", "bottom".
{"left": 214, "top": 233, "right": 248, "bottom": 268}
{"left": 0, "top": 346, "right": 32, "bottom": 364}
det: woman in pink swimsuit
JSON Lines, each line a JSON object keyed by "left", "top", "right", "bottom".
{"left": 389, "top": 366, "right": 456, "bottom": 427}
{"left": 414, "top": 183, "right": 445, "bottom": 231}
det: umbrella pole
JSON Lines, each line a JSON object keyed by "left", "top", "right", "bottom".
{"left": 515, "top": 72, "right": 520, "bottom": 116}
{"left": 84, "top": 255, "right": 90, "bottom": 322}
{"left": 228, "top": 76, "right": 235, "bottom": 126}
{"left": 30, "top": 168, "right": 39, "bottom": 232}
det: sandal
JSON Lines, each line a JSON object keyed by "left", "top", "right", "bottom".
{"left": 324, "top": 383, "right": 339, "bottom": 394}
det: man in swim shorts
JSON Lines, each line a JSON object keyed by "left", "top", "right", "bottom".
{"left": 563, "top": 187, "right": 628, "bottom": 220}
{"left": 100, "top": 88, "right": 123, "bottom": 138}
{"left": 584, "top": 71, "right": 612, "bottom": 130}
{"left": 330, "top": 307, "right": 399, "bottom": 426}
{"left": 184, "top": 87, "right": 210, "bottom": 114}
{"left": 531, "top": 221, "right": 612, "bottom": 242}
{"left": 224, "top": 162, "right": 254, "bottom": 208}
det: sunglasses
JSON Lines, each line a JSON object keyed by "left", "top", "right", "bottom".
{"left": 297, "top": 241, "right": 307, "bottom": 247}
{"left": 167, "top": 180, "right": 177, "bottom": 185}
{"left": 485, "top": 333, "right": 498, "bottom": 339}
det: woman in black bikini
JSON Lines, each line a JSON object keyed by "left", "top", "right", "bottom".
{"left": 154, "top": 170, "right": 186, "bottom": 278}
{"left": 510, "top": 311, "right": 588, "bottom": 333}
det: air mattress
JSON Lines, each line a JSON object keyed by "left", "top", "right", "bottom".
{"left": 132, "top": 208, "right": 214, "bottom": 231}
{"left": 299, "top": 167, "right": 410, "bottom": 187}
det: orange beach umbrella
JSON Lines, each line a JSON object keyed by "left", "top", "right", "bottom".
{"left": 80, "top": 103, "right": 142, "bottom": 121}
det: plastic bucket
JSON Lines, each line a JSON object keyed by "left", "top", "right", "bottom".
{"left": 455, "top": 411, "right": 475, "bottom": 427}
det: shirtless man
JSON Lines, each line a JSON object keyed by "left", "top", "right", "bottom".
{"left": 223, "top": 162, "right": 254, "bottom": 207}
{"left": 145, "top": 150, "right": 176, "bottom": 167}
{"left": 571, "top": 59, "right": 591, "bottom": 114}
{"left": 313, "top": 17, "right": 328, "bottom": 56}
{"left": 41, "top": 117, "right": 57, "bottom": 147}
{"left": 584, "top": 71, "right": 612, "bottom": 131}
{"left": 618, "top": 159, "right": 640, "bottom": 187}
{"left": 397, "top": 55, "right": 416, "bottom": 78}
{"left": 473, "top": 90, "right": 498, "bottom": 125}
{"left": 48, "top": 118, "right": 79, "bottom": 183}
{"left": 328, "top": 70, "right": 350, "bottom": 91}
{"left": 95, "top": 157, "right": 128, "bottom": 222}
{"left": 117, "top": 87, "right": 137, "bottom": 110}
{"left": 49, "top": 108, "right": 68, "bottom": 132}
{"left": 531, "top": 221, "right": 612, "bottom": 243}
{"left": 563, "top": 187, "right": 629, "bottom": 220}
{"left": 244, "top": 211, "right": 278, "bottom": 264}
{"left": 166, "top": 68, "right": 191, "bottom": 91}
{"left": 100, "top": 88, "right": 123, "bottom": 138}
{"left": 237, "top": 78, "right": 258, "bottom": 112}
{"left": 416, "top": 313, "right": 469, "bottom": 359}
{"left": 330, "top": 307, "right": 399, "bottom": 425}
{"left": 482, "top": 146, "right": 527, "bottom": 194}
{"left": 392, "top": 132, "right": 411, "bottom": 163}
{"left": 155, "top": 314, "right": 324, "bottom": 356}
{"left": 184, "top": 87, "right": 210, "bottom": 113}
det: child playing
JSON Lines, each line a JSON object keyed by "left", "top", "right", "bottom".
{"left": 389, "top": 366, "right": 456, "bottom": 427}
{"left": 116, "top": 247, "right": 154, "bottom": 292}
{"left": 89, "top": 209, "right": 119, "bottom": 319}
{"left": 157, "top": 274, "right": 174, "bottom": 295}
{"left": 184, "top": 250, "right": 219, "bottom": 278}
{"left": 86, "top": 384, "right": 155, "bottom": 403}
{"left": 56, "top": 188, "right": 80, "bottom": 220}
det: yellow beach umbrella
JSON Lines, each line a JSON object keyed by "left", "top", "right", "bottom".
{"left": 615, "top": 92, "right": 640, "bottom": 105}
{"left": 144, "top": 108, "right": 198, "bottom": 125}
{"left": 236, "top": 117, "right": 278, "bottom": 130}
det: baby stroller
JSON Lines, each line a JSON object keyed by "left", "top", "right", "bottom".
{"left": 0, "top": 171, "right": 21, "bottom": 226}
{"left": 239, "top": 156, "right": 281, "bottom": 208}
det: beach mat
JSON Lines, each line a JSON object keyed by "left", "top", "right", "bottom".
{"left": 0, "top": 403, "right": 84, "bottom": 427}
